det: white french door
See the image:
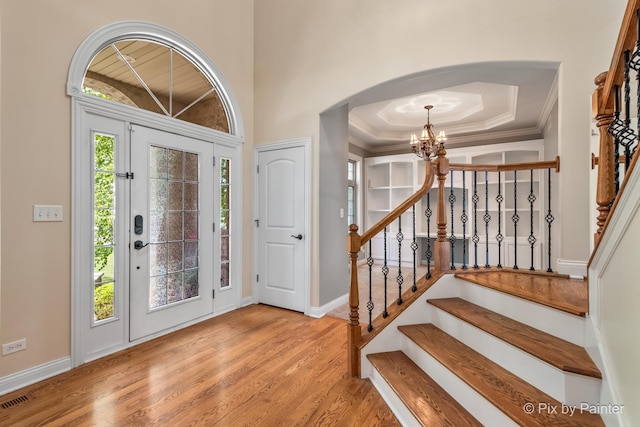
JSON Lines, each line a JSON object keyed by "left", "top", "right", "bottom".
{"left": 129, "top": 125, "right": 214, "bottom": 340}
{"left": 78, "top": 111, "right": 241, "bottom": 364}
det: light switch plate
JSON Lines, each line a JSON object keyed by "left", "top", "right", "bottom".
{"left": 33, "top": 205, "right": 63, "bottom": 222}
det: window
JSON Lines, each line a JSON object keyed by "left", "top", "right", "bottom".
{"left": 148, "top": 146, "right": 201, "bottom": 309}
{"left": 347, "top": 157, "right": 361, "bottom": 227}
{"left": 220, "top": 158, "right": 231, "bottom": 288}
{"left": 93, "top": 132, "right": 117, "bottom": 322}
{"left": 83, "top": 40, "right": 229, "bottom": 132}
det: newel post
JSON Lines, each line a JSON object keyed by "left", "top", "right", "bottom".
{"left": 433, "top": 147, "right": 451, "bottom": 271}
{"left": 593, "top": 71, "right": 616, "bottom": 245}
{"left": 347, "top": 224, "right": 362, "bottom": 377}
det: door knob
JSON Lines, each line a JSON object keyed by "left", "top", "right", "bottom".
{"left": 291, "top": 234, "right": 303, "bottom": 240}
{"left": 134, "top": 240, "right": 149, "bottom": 250}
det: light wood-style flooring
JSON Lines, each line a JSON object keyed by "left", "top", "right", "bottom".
{"left": 0, "top": 305, "right": 399, "bottom": 426}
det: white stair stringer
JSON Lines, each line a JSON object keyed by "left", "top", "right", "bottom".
{"left": 401, "top": 335, "right": 518, "bottom": 427}
{"left": 455, "top": 276, "right": 586, "bottom": 346}
{"left": 428, "top": 304, "right": 601, "bottom": 406}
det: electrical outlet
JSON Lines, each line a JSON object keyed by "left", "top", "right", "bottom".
{"left": 2, "top": 339, "right": 27, "bottom": 356}
{"left": 33, "top": 205, "right": 63, "bottom": 222}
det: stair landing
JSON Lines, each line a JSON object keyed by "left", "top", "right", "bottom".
{"left": 455, "top": 270, "right": 588, "bottom": 317}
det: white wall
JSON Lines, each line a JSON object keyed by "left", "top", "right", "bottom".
{"left": 254, "top": 0, "right": 626, "bottom": 305}
{"left": 589, "top": 161, "right": 640, "bottom": 426}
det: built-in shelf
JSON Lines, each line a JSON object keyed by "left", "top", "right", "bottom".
{"left": 363, "top": 141, "right": 547, "bottom": 268}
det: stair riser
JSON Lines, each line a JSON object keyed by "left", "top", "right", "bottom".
{"left": 456, "top": 278, "right": 586, "bottom": 346}
{"left": 429, "top": 308, "right": 601, "bottom": 405}
{"left": 360, "top": 275, "right": 459, "bottom": 378}
{"left": 367, "top": 365, "right": 422, "bottom": 426}
{"left": 402, "top": 337, "right": 518, "bottom": 427}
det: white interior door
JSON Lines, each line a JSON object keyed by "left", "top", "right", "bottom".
{"left": 130, "top": 125, "right": 214, "bottom": 341}
{"left": 257, "top": 146, "right": 307, "bottom": 312}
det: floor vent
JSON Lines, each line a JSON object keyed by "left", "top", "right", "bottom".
{"left": 1, "top": 395, "right": 29, "bottom": 409}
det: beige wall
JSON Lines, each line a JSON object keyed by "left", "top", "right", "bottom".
{"left": 254, "top": 0, "right": 625, "bottom": 303}
{"left": 0, "top": 0, "right": 254, "bottom": 377}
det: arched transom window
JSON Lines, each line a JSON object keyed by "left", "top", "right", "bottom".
{"left": 83, "top": 40, "right": 229, "bottom": 132}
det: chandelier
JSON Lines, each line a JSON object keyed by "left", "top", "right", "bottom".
{"left": 409, "top": 105, "right": 447, "bottom": 160}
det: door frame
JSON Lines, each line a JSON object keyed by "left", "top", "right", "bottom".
{"left": 71, "top": 97, "right": 243, "bottom": 366}
{"left": 253, "top": 138, "right": 312, "bottom": 315}
{"left": 68, "top": 21, "right": 244, "bottom": 368}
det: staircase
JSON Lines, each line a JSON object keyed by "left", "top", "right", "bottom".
{"left": 363, "top": 271, "right": 605, "bottom": 426}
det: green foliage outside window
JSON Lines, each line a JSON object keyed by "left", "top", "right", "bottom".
{"left": 94, "top": 282, "right": 115, "bottom": 320}
{"left": 94, "top": 134, "right": 115, "bottom": 271}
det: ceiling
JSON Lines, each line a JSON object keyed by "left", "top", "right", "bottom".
{"left": 347, "top": 62, "right": 559, "bottom": 154}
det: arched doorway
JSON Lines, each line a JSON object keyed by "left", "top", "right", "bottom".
{"left": 67, "top": 21, "right": 244, "bottom": 365}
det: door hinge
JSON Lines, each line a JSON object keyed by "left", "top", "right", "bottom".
{"left": 128, "top": 124, "right": 134, "bottom": 131}
{"left": 213, "top": 222, "right": 216, "bottom": 232}
{"left": 256, "top": 274, "right": 259, "bottom": 282}
{"left": 213, "top": 156, "right": 216, "bottom": 166}
{"left": 255, "top": 219, "right": 259, "bottom": 228}
{"left": 115, "top": 172, "right": 134, "bottom": 179}
{"left": 256, "top": 165, "right": 259, "bottom": 173}
{"left": 212, "top": 289, "right": 215, "bottom": 299}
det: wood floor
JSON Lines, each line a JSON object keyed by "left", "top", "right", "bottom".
{"left": 0, "top": 305, "right": 399, "bottom": 426}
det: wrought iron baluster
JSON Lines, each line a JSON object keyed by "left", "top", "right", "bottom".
{"left": 396, "top": 217, "right": 403, "bottom": 305}
{"left": 411, "top": 204, "right": 418, "bottom": 292}
{"left": 472, "top": 171, "right": 479, "bottom": 269}
{"left": 483, "top": 171, "right": 491, "bottom": 268}
{"left": 382, "top": 227, "right": 389, "bottom": 317}
{"left": 614, "top": 84, "right": 621, "bottom": 194}
{"left": 367, "top": 242, "right": 374, "bottom": 332}
{"left": 528, "top": 169, "right": 537, "bottom": 271}
{"left": 545, "top": 169, "right": 555, "bottom": 273}
{"left": 512, "top": 170, "right": 519, "bottom": 270}
{"left": 637, "top": 8, "right": 640, "bottom": 153}
{"left": 625, "top": 50, "right": 634, "bottom": 171}
{"left": 461, "top": 170, "right": 468, "bottom": 269}
{"left": 449, "top": 171, "right": 457, "bottom": 270}
{"left": 625, "top": 49, "right": 631, "bottom": 129}
{"left": 496, "top": 171, "right": 503, "bottom": 268}
{"left": 609, "top": 51, "right": 637, "bottom": 182}
{"left": 425, "top": 193, "right": 432, "bottom": 279}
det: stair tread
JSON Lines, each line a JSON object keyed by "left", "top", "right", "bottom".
{"left": 399, "top": 324, "right": 605, "bottom": 427}
{"left": 428, "top": 297, "right": 601, "bottom": 378}
{"left": 368, "top": 351, "right": 481, "bottom": 427}
{"left": 455, "top": 271, "right": 588, "bottom": 317}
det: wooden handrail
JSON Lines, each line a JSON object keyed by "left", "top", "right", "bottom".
{"left": 449, "top": 156, "right": 560, "bottom": 173}
{"left": 360, "top": 161, "right": 437, "bottom": 245}
{"left": 592, "top": 0, "right": 640, "bottom": 245}
{"left": 599, "top": 0, "right": 640, "bottom": 113}
{"left": 591, "top": 153, "right": 628, "bottom": 169}
{"left": 347, "top": 150, "right": 562, "bottom": 377}
{"left": 347, "top": 150, "right": 443, "bottom": 377}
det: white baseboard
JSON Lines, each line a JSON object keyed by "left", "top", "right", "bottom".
{"left": 556, "top": 258, "right": 587, "bottom": 278}
{"left": 0, "top": 357, "right": 71, "bottom": 397}
{"left": 241, "top": 296, "right": 255, "bottom": 307}
{"left": 307, "top": 293, "right": 348, "bottom": 318}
